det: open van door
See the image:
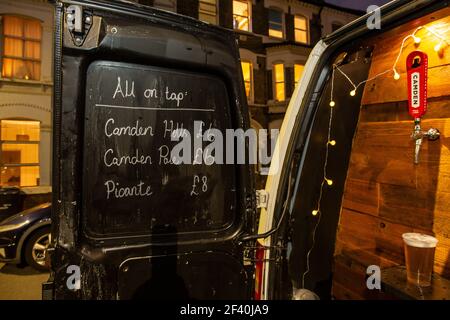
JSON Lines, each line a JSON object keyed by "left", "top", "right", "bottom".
{"left": 45, "top": 0, "right": 256, "bottom": 300}
{"left": 255, "top": 0, "right": 449, "bottom": 300}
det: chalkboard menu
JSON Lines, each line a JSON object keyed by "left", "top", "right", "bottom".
{"left": 83, "top": 61, "right": 236, "bottom": 237}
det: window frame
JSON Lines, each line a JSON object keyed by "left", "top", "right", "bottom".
{"left": 233, "top": 0, "right": 252, "bottom": 32}
{"left": 0, "top": 14, "right": 43, "bottom": 81}
{"left": 273, "top": 63, "right": 285, "bottom": 102}
{"left": 268, "top": 7, "right": 284, "bottom": 39}
{"left": 0, "top": 119, "right": 41, "bottom": 187}
{"left": 198, "top": 0, "right": 219, "bottom": 25}
{"left": 294, "top": 14, "right": 309, "bottom": 45}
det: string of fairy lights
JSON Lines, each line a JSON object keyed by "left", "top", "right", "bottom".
{"left": 301, "top": 25, "right": 449, "bottom": 289}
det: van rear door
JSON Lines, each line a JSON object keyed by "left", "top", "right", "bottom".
{"left": 49, "top": 0, "right": 255, "bottom": 300}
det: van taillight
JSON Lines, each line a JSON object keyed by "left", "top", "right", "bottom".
{"left": 254, "top": 243, "right": 265, "bottom": 300}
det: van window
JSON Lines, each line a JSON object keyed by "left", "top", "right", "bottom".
{"left": 82, "top": 61, "right": 236, "bottom": 237}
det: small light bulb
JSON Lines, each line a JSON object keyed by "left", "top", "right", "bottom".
{"left": 325, "top": 178, "right": 333, "bottom": 186}
{"left": 312, "top": 210, "right": 319, "bottom": 216}
{"left": 329, "top": 140, "right": 336, "bottom": 146}
{"left": 413, "top": 36, "right": 421, "bottom": 44}
{"left": 434, "top": 42, "right": 442, "bottom": 52}
{"left": 329, "top": 101, "right": 335, "bottom": 107}
{"left": 350, "top": 90, "right": 356, "bottom": 96}
{"left": 394, "top": 72, "right": 400, "bottom": 80}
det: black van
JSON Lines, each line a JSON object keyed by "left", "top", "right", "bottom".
{"left": 45, "top": 0, "right": 450, "bottom": 301}
{"left": 45, "top": 0, "right": 257, "bottom": 300}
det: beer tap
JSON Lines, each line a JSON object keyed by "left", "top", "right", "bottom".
{"left": 411, "top": 118, "right": 440, "bottom": 165}
{"left": 406, "top": 51, "right": 440, "bottom": 165}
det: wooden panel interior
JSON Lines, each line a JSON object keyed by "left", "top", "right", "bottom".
{"left": 333, "top": 7, "right": 450, "bottom": 300}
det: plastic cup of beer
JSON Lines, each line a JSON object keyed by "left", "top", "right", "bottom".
{"left": 402, "top": 233, "right": 438, "bottom": 287}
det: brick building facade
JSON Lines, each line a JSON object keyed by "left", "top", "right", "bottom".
{"left": 137, "top": 0, "right": 362, "bottom": 134}
{"left": 0, "top": 0, "right": 54, "bottom": 189}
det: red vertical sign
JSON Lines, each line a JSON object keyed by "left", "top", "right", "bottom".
{"left": 407, "top": 51, "right": 428, "bottom": 119}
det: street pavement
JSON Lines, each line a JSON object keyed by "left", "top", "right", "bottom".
{"left": 0, "top": 263, "right": 49, "bottom": 300}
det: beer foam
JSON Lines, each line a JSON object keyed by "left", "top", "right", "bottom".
{"left": 402, "top": 233, "right": 438, "bottom": 248}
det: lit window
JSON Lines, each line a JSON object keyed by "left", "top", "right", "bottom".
{"left": 233, "top": 0, "right": 251, "bottom": 31}
{"left": 295, "top": 64, "right": 304, "bottom": 84}
{"left": 1, "top": 15, "right": 42, "bottom": 81}
{"left": 199, "top": 0, "right": 218, "bottom": 24}
{"left": 153, "top": 0, "right": 177, "bottom": 12}
{"left": 294, "top": 15, "right": 308, "bottom": 44}
{"left": 273, "top": 64, "right": 285, "bottom": 101}
{"left": 268, "top": 9, "right": 283, "bottom": 38}
{"left": 0, "top": 120, "right": 40, "bottom": 187}
{"left": 241, "top": 61, "right": 252, "bottom": 100}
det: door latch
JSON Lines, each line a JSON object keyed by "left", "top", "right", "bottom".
{"left": 243, "top": 244, "right": 284, "bottom": 264}
{"left": 256, "top": 190, "right": 269, "bottom": 209}
{"left": 65, "top": 5, "right": 93, "bottom": 47}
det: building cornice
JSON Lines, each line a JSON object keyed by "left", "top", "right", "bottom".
{"left": 296, "top": 1, "right": 321, "bottom": 11}
{"left": 0, "top": 102, "right": 51, "bottom": 113}
{"left": 320, "top": 4, "right": 365, "bottom": 17}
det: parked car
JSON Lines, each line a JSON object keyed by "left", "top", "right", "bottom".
{"left": 0, "top": 203, "right": 51, "bottom": 272}
{"left": 0, "top": 186, "right": 52, "bottom": 223}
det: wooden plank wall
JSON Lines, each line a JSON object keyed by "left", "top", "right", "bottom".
{"left": 332, "top": 8, "right": 450, "bottom": 300}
